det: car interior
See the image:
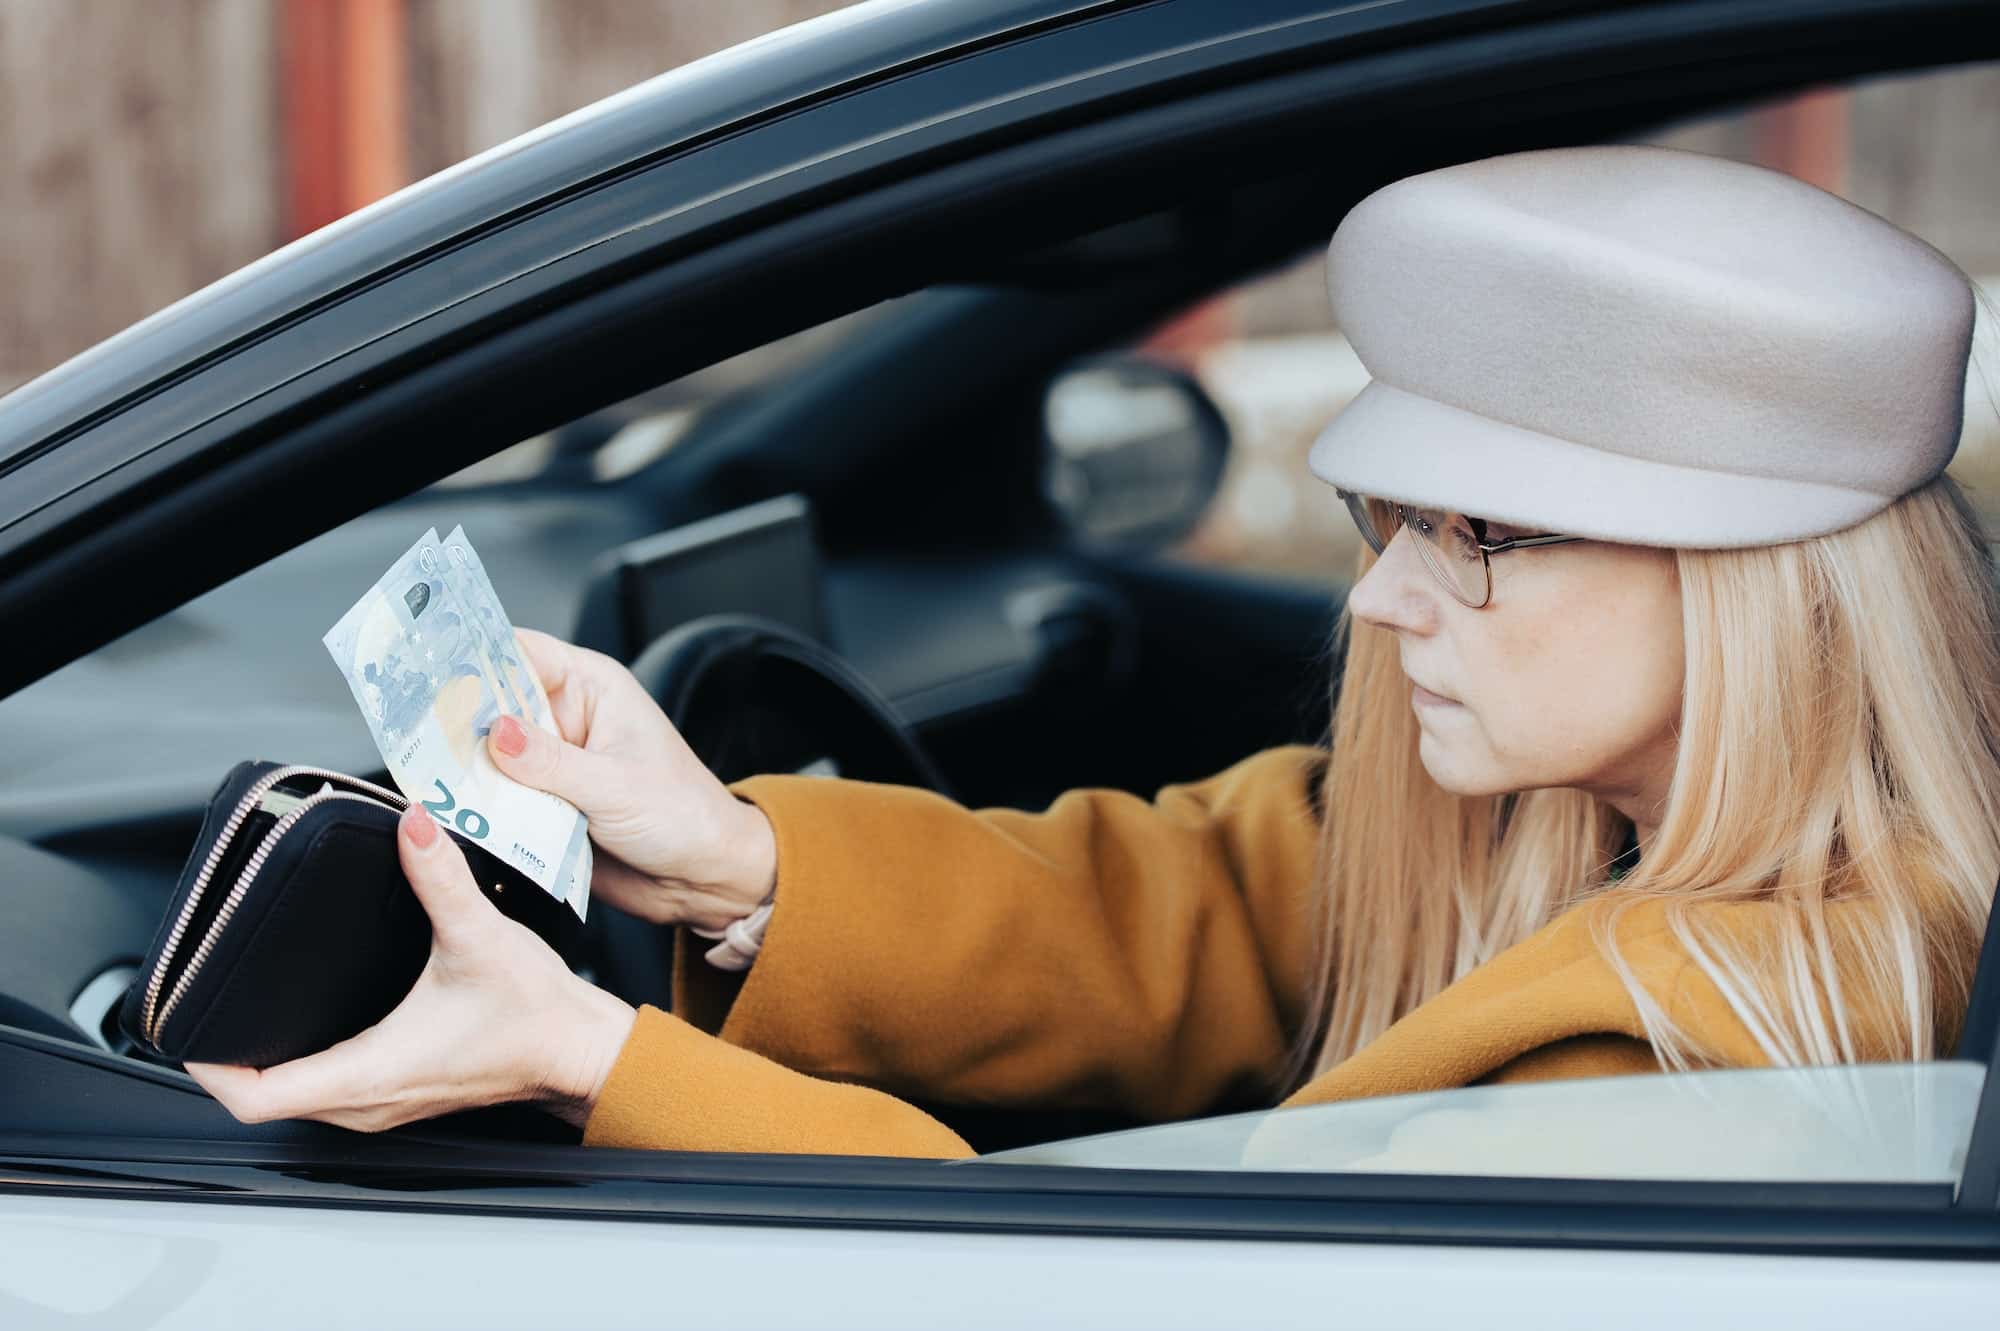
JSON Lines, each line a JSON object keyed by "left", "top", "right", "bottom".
{"left": 0, "top": 239, "right": 1351, "bottom": 1153}
{"left": 5, "top": 33, "right": 2000, "bottom": 1168}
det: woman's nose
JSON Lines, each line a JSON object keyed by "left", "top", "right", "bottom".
{"left": 1345, "top": 525, "right": 1442, "bottom": 635}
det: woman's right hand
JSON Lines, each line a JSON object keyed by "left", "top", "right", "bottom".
{"left": 485, "top": 628, "right": 778, "bottom": 931}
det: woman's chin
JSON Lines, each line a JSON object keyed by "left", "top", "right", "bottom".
{"left": 1414, "top": 736, "right": 1457, "bottom": 789}
{"left": 1415, "top": 739, "right": 1502, "bottom": 798}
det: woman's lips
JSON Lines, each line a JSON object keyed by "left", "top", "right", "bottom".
{"left": 1412, "top": 683, "right": 1459, "bottom": 708}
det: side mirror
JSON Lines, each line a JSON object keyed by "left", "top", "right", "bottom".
{"left": 1038, "top": 355, "right": 1230, "bottom": 552}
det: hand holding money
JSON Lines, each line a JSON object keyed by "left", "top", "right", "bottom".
{"left": 325, "top": 526, "right": 594, "bottom": 920}
{"left": 326, "top": 528, "right": 777, "bottom": 932}
{"left": 484, "top": 629, "right": 780, "bottom": 933}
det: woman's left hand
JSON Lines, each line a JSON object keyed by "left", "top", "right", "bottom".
{"left": 185, "top": 805, "right": 637, "bottom": 1133}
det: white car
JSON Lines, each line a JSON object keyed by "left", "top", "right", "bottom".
{"left": 3, "top": 1, "right": 1997, "bottom": 1325}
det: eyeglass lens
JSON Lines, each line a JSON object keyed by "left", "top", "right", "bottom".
{"left": 1344, "top": 492, "right": 1491, "bottom": 606}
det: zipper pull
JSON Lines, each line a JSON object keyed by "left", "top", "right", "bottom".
{"left": 257, "top": 781, "right": 336, "bottom": 819}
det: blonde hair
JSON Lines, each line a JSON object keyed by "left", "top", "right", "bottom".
{"left": 1283, "top": 358, "right": 2000, "bottom": 1093}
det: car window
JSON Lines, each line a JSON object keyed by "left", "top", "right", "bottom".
{"left": 973, "top": 1062, "right": 1986, "bottom": 1184}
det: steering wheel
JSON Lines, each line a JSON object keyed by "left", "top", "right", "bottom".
{"left": 582, "top": 614, "right": 952, "bottom": 1011}
{"left": 633, "top": 614, "right": 953, "bottom": 793}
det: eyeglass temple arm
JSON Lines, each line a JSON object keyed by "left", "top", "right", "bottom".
{"left": 1479, "top": 532, "right": 1583, "bottom": 554}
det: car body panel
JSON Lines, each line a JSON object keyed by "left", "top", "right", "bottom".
{"left": 3, "top": 1193, "right": 1996, "bottom": 1329}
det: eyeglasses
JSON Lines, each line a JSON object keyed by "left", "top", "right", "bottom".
{"left": 1335, "top": 487, "right": 1584, "bottom": 608}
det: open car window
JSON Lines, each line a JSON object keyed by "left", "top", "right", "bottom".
{"left": 976, "top": 1063, "right": 1987, "bottom": 1185}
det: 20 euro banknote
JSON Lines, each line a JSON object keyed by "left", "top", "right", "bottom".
{"left": 323, "top": 527, "right": 591, "bottom": 920}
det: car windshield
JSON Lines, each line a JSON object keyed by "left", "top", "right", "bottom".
{"left": 969, "top": 1062, "right": 1987, "bottom": 1183}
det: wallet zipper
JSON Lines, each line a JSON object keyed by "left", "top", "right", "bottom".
{"left": 143, "top": 764, "right": 408, "bottom": 1048}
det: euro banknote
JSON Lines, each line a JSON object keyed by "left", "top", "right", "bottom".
{"left": 324, "top": 527, "right": 591, "bottom": 920}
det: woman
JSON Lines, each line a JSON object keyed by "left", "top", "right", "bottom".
{"left": 190, "top": 143, "right": 2000, "bottom": 1160}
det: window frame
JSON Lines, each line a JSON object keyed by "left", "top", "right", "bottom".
{"left": 0, "top": 1124, "right": 1988, "bottom": 1259}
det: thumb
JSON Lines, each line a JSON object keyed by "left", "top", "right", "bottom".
{"left": 398, "top": 805, "right": 493, "bottom": 948}
{"left": 486, "top": 714, "right": 624, "bottom": 815}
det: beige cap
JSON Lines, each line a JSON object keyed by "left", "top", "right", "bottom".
{"left": 1305, "top": 144, "right": 1977, "bottom": 548}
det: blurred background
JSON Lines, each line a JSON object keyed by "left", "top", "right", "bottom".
{"left": 3, "top": 0, "right": 1997, "bottom": 580}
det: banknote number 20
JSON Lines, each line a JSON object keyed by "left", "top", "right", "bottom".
{"left": 420, "top": 780, "right": 491, "bottom": 839}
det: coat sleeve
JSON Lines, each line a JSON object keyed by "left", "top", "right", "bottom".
{"left": 580, "top": 744, "right": 1330, "bottom": 1156}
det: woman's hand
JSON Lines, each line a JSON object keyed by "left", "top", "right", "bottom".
{"left": 185, "top": 805, "right": 636, "bottom": 1132}
{"left": 484, "top": 628, "right": 778, "bottom": 931}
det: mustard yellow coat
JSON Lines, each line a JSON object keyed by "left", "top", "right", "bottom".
{"left": 578, "top": 745, "right": 1904, "bottom": 1158}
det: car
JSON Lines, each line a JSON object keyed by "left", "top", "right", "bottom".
{"left": 3, "top": 0, "right": 1999, "bottom": 1324}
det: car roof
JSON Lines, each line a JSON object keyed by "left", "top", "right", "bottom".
{"left": 0, "top": 0, "right": 1113, "bottom": 459}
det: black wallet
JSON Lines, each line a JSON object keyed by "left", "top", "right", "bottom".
{"left": 119, "top": 760, "right": 583, "bottom": 1067}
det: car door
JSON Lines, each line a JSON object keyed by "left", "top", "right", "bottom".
{"left": 4, "top": 1034, "right": 1998, "bottom": 1327}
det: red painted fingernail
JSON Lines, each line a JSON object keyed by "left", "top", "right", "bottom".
{"left": 492, "top": 715, "right": 526, "bottom": 758}
{"left": 401, "top": 804, "right": 438, "bottom": 848}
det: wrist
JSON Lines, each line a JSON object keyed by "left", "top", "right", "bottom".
{"left": 716, "top": 794, "right": 778, "bottom": 914}
{"left": 539, "top": 980, "right": 637, "bottom": 1130}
